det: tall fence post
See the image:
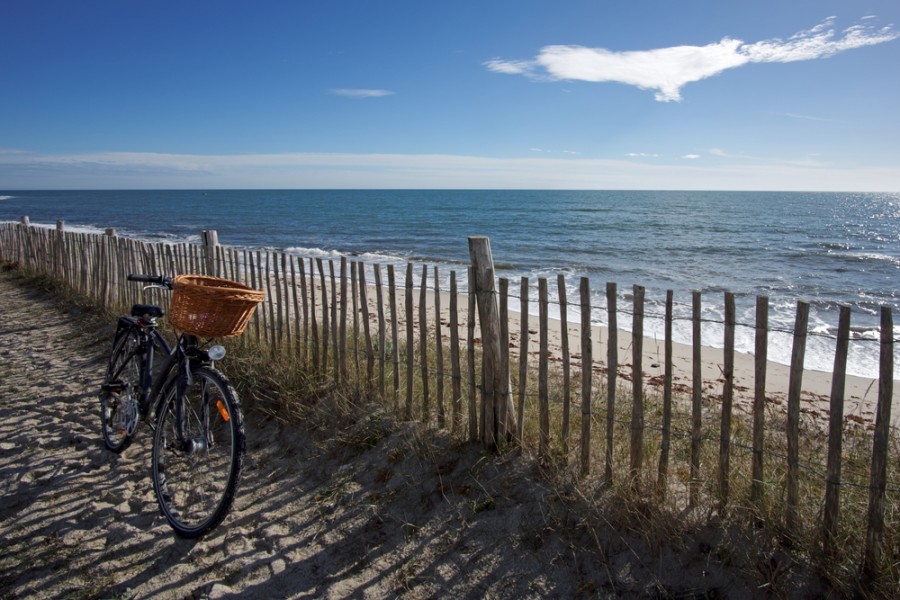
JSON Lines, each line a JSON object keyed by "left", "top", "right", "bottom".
{"left": 752, "top": 296, "right": 769, "bottom": 509}
{"left": 862, "top": 306, "right": 894, "bottom": 579}
{"left": 55, "top": 221, "right": 66, "bottom": 280}
{"left": 579, "top": 277, "right": 592, "bottom": 477}
{"left": 719, "top": 292, "right": 736, "bottom": 510}
{"left": 630, "top": 284, "right": 645, "bottom": 487}
{"left": 657, "top": 289, "right": 674, "bottom": 495}
{"left": 605, "top": 282, "right": 618, "bottom": 483}
{"left": 690, "top": 290, "right": 702, "bottom": 507}
{"left": 786, "top": 300, "right": 810, "bottom": 534}
{"left": 468, "top": 236, "right": 515, "bottom": 449}
{"left": 202, "top": 229, "right": 219, "bottom": 276}
{"left": 823, "top": 304, "right": 850, "bottom": 557}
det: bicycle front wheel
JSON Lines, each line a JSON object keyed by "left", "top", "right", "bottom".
{"left": 100, "top": 329, "right": 142, "bottom": 452}
{"left": 151, "top": 366, "right": 245, "bottom": 538}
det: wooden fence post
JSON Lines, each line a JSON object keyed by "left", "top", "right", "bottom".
{"left": 517, "top": 277, "right": 530, "bottom": 443}
{"left": 388, "top": 265, "right": 401, "bottom": 409}
{"left": 719, "top": 292, "right": 736, "bottom": 510}
{"left": 786, "top": 300, "right": 810, "bottom": 533}
{"left": 309, "top": 257, "right": 319, "bottom": 369}
{"left": 558, "top": 274, "right": 571, "bottom": 455}
{"left": 752, "top": 296, "right": 769, "bottom": 509}
{"left": 55, "top": 221, "right": 65, "bottom": 280}
{"left": 605, "top": 282, "right": 618, "bottom": 483}
{"left": 405, "top": 263, "right": 414, "bottom": 419}
{"left": 690, "top": 290, "right": 702, "bottom": 507}
{"left": 374, "top": 264, "right": 387, "bottom": 398}
{"left": 630, "top": 284, "right": 645, "bottom": 486}
{"left": 202, "top": 230, "right": 219, "bottom": 276}
{"left": 419, "top": 265, "right": 430, "bottom": 422}
{"left": 468, "top": 236, "right": 515, "bottom": 449}
{"left": 434, "top": 265, "right": 447, "bottom": 428}
{"left": 657, "top": 289, "right": 674, "bottom": 495}
{"left": 466, "top": 267, "right": 478, "bottom": 441}
{"left": 339, "top": 257, "right": 349, "bottom": 380}
{"left": 862, "top": 306, "right": 894, "bottom": 579}
{"left": 823, "top": 304, "right": 850, "bottom": 557}
{"left": 317, "top": 258, "right": 329, "bottom": 370}
{"left": 580, "top": 277, "right": 592, "bottom": 477}
{"left": 359, "top": 262, "right": 374, "bottom": 384}
{"left": 538, "top": 278, "right": 550, "bottom": 458}
{"left": 449, "top": 271, "right": 462, "bottom": 431}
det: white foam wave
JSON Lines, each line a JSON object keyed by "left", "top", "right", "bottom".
{"left": 0, "top": 195, "right": 14, "bottom": 201}
{"left": 850, "top": 252, "right": 900, "bottom": 267}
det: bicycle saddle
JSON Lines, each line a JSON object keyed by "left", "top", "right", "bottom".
{"left": 131, "top": 304, "right": 165, "bottom": 319}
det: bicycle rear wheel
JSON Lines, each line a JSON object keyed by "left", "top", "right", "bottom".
{"left": 100, "top": 329, "right": 142, "bottom": 452}
{"left": 151, "top": 365, "right": 245, "bottom": 538}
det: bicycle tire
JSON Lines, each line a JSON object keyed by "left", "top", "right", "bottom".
{"left": 100, "top": 329, "right": 143, "bottom": 452}
{"left": 151, "top": 365, "right": 245, "bottom": 538}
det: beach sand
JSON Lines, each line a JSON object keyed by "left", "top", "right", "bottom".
{"left": 3, "top": 268, "right": 822, "bottom": 598}
{"left": 397, "top": 279, "right": 898, "bottom": 430}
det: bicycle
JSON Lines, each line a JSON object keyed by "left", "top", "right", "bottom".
{"left": 99, "top": 273, "right": 263, "bottom": 537}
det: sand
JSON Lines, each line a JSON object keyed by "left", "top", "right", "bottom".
{"left": 0, "top": 269, "right": 848, "bottom": 598}
{"left": 409, "top": 281, "right": 896, "bottom": 430}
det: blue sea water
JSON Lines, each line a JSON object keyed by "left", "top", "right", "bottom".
{"left": 2, "top": 189, "right": 898, "bottom": 378}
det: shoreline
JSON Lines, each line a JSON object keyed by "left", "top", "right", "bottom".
{"left": 410, "top": 285, "right": 898, "bottom": 429}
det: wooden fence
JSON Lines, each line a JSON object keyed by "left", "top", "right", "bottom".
{"left": 1, "top": 219, "right": 896, "bottom": 578}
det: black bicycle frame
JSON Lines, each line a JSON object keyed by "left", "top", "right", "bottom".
{"left": 110, "top": 316, "right": 172, "bottom": 412}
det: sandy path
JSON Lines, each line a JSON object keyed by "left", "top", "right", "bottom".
{"left": 1, "top": 270, "right": 824, "bottom": 599}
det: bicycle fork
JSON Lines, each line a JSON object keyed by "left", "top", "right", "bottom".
{"left": 174, "top": 355, "right": 215, "bottom": 456}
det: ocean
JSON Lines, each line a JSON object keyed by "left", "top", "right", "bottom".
{"left": 2, "top": 189, "right": 898, "bottom": 379}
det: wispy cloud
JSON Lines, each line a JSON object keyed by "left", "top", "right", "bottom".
{"left": 780, "top": 112, "right": 841, "bottom": 123}
{"left": 485, "top": 17, "right": 898, "bottom": 102}
{"left": 682, "top": 154, "right": 701, "bottom": 160}
{"left": 331, "top": 88, "right": 395, "bottom": 98}
{"left": 626, "top": 152, "right": 659, "bottom": 158}
{"left": 5, "top": 149, "right": 895, "bottom": 191}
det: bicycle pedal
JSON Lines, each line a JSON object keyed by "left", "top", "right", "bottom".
{"left": 101, "top": 381, "right": 126, "bottom": 393}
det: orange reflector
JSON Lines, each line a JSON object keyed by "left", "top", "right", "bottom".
{"left": 216, "top": 399, "right": 230, "bottom": 422}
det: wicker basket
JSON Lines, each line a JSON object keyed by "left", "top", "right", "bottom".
{"left": 169, "top": 275, "right": 264, "bottom": 337}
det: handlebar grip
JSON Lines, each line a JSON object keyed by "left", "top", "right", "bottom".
{"left": 127, "top": 274, "right": 169, "bottom": 285}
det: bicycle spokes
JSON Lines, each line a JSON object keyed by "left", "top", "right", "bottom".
{"left": 151, "top": 366, "right": 243, "bottom": 538}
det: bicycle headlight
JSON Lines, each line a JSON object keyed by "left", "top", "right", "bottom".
{"left": 208, "top": 345, "right": 227, "bottom": 361}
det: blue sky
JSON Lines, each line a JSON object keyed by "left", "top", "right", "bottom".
{"left": 1, "top": 0, "right": 899, "bottom": 191}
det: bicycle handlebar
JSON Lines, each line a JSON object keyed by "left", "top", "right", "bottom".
{"left": 127, "top": 274, "right": 173, "bottom": 287}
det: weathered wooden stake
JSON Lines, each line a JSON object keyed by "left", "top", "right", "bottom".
{"left": 630, "top": 284, "right": 645, "bottom": 486}
{"left": 468, "top": 237, "right": 515, "bottom": 449}
{"left": 580, "top": 277, "right": 592, "bottom": 477}
{"left": 823, "top": 304, "right": 850, "bottom": 557}
{"left": 752, "top": 296, "right": 769, "bottom": 509}
{"left": 538, "top": 278, "right": 550, "bottom": 458}
{"left": 786, "top": 300, "right": 810, "bottom": 533}
{"left": 558, "top": 274, "right": 571, "bottom": 455}
{"left": 605, "top": 282, "right": 618, "bottom": 483}
{"left": 719, "top": 292, "right": 736, "bottom": 510}
{"left": 517, "top": 277, "right": 530, "bottom": 443}
{"left": 690, "top": 290, "right": 702, "bottom": 507}
{"left": 657, "top": 289, "right": 674, "bottom": 495}
{"left": 862, "top": 306, "right": 894, "bottom": 579}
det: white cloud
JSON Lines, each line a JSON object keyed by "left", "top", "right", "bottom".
{"left": 483, "top": 59, "right": 535, "bottom": 76}
{"left": 682, "top": 154, "right": 701, "bottom": 159}
{"left": 331, "top": 88, "right": 395, "bottom": 98}
{"left": 485, "top": 17, "right": 898, "bottom": 101}
{"left": 626, "top": 152, "right": 659, "bottom": 158}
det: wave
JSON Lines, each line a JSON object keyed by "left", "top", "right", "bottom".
{"left": 0, "top": 195, "right": 14, "bottom": 201}
{"left": 849, "top": 252, "right": 900, "bottom": 267}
